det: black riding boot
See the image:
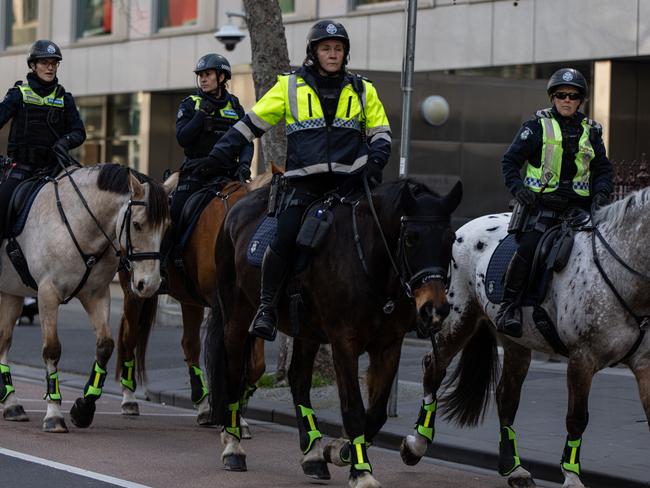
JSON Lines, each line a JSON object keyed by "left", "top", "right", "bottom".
{"left": 495, "top": 252, "right": 529, "bottom": 338}
{"left": 249, "top": 247, "right": 289, "bottom": 341}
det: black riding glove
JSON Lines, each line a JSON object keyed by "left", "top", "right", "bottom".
{"left": 364, "top": 161, "right": 383, "bottom": 188}
{"left": 514, "top": 187, "right": 536, "bottom": 206}
{"left": 182, "top": 157, "right": 213, "bottom": 175}
{"left": 234, "top": 164, "right": 251, "bottom": 182}
{"left": 591, "top": 191, "right": 610, "bottom": 213}
{"left": 198, "top": 98, "right": 216, "bottom": 114}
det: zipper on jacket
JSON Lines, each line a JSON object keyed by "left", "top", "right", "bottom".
{"left": 346, "top": 96, "right": 352, "bottom": 119}
{"left": 308, "top": 93, "right": 313, "bottom": 117}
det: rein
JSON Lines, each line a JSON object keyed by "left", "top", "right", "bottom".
{"left": 591, "top": 225, "right": 648, "bottom": 364}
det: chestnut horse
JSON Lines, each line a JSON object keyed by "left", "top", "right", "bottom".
{"left": 116, "top": 171, "right": 271, "bottom": 424}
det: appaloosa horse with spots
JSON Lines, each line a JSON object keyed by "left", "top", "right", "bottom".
{"left": 400, "top": 189, "right": 650, "bottom": 488}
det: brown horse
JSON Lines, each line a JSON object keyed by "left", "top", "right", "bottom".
{"left": 116, "top": 171, "right": 271, "bottom": 424}
{"left": 205, "top": 178, "right": 462, "bottom": 487}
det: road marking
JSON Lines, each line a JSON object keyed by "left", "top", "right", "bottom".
{"left": 0, "top": 447, "right": 152, "bottom": 488}
{"left": 23, "top": 410, "right": 197, "bottom": 417}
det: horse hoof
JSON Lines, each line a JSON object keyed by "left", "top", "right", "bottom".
{"left": 241, "top": 423, "right": 252, "bottom": 439}
{"left": 302, "top": 460, "right": 331, "bottom": 480}
{"left": 43, "top": 416, "right": 68, "bottom": 433}
{"left": 3, "top": 404, "right": 29, "bottom": 422}
{"left": 508, "top": 477, "right": 537, "bottom": 488}
{"left": 399, "top": 438, "right": 422, "bottom": 466}
{"left": 349, "top": 471, "right": 381, "bottom": 488}
{"left": 197, "top": 411, "right": 215, "bottom": 426}
{"left": 121, "top": 402, "right": 140, "bottom": 416}
{"left": 70, "top": 397, "right": 96, "bottom": 428}
{"left": 323, "top": 438, "right": 350, "bottom": 467}
{"left": 223, "top": 454, "right": 247, "bottom": 472}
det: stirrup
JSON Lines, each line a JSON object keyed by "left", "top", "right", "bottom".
{"left": 248, "top": 311, "right": 277, "bottom": 341}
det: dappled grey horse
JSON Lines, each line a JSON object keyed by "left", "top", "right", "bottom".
{"left": 0, "top": 163, "right": 170, "bottom": 432}
{"left": 401, "top": 190, "right": 650, "bottom": 488}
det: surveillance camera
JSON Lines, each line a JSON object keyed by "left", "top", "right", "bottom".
{"left": 214, "top": 24, "right": 246, "bottom": 51}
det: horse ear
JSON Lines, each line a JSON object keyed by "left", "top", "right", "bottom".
{"left": 128, "top": 171, "right": 145, "bottom": 200}
{"left": 441, "top": 180, "right": 463, "bottom": 214}
{"left": 163, "top": 171, "right": 179, "bottom": 196}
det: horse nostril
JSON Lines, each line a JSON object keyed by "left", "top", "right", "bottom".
{"left": 136, "top": 280, "right": 145, "bottom": 292}
{"left": 419, "top": 302, "right": 434, "bottom": 322}
{"left": 436, "top": 302, "right": 451, "bottom": 318}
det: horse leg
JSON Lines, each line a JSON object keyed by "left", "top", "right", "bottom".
{"left": 240, "top": 337, "right": 266, "bottom": 439}
{"left": 329, "top": 337, "right": 380, "bottom": 488}
{"left": 364, "top": 339, "right": 401, "bottom": 441}
{"left": 180, "top": 303, "right": 212, "bottom": 425}
{"left": 400, "top": 310, "right": 481, "bottom": 465}
{"left": 117, "top": 270, "right": 143, "bottom": 416}
{"left": 0, "top": 293, "right": 29, "bottom": 421}
{"left": 220, "top": 321, "right": 249, "bottom": 472}
{"left": 630, "top": 359, "right": 650, "bottom": 429}
{"left": 497, "top": 341, "right": 536, "bottom": 487}
{"left": 70, "top": 288, "right": 114, "bottom": 428}
{"left": 38, "top": 285, "right": 67, "bottom": 433}
{"left": 287, "top": 338, "right": 330, "bottom": 480}
{"left": 559, "top": 355, "right": 595, "bottom": 488}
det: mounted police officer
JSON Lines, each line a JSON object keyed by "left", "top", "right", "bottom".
{"left": 206, "top": 20, "right": 391, "bottom": 341}
{"left": 497, "top": 68, "right": 613, "bottom": 338}
{"left": 171, "top": 53, "right": 253, "bottom": 224}
{"left": 0, "top": 40, "right": 86, "bottom": 240}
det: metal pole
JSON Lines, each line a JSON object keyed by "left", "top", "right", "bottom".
{"left": 389, "top": 0, "right": 418, "bottom": 417}
{"left": 399, "top": 0, "right": 418, "bottom": 178}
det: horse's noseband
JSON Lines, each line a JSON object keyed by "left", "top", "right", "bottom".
{"left": 118, "top": 199, "right": 163, "bottom": 271}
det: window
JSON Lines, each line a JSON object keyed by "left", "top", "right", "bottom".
{"left": 75, "top": 94, "right": 142, "bottom": 170}
{"left": 5, "top": 0, "right": 38, "bottom": 47}
{"left": 279, "top": 0, "right": 295, "bottom": 13}
{"left": 77, "top": 0, "right": 112, "bottom": 38}
{"left": 157, "top": 0, "right": 197, "bottom": 29}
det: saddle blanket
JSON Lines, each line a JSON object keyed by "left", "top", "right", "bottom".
{"left": 485, "top": 234, "right": 518, "bottom": 304}
{"left": 247, "top": 216, "right": 277, "bottom": 267}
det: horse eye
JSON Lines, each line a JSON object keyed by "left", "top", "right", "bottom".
{"left": 133, "top": 221, "right": 143, "bottom": 232}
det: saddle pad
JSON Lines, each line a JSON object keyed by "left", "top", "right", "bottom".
{"left": 485, "top": 234, "right": 518, "bottom": 304}
{"left": 12, "top": 179, "right": 48, "bottom": 237}
{"left": 247, "top": 216, "right": 277, "bottom": 267}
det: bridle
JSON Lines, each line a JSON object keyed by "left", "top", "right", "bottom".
{"left": 117, "top": 198, "right": 163, "bottom": 272}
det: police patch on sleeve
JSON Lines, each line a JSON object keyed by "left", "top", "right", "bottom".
{"left": 520, "top": 127, "right": 532, "bottom": 140}
{"left": 177, "top": 108, "right": 183, "bottom": 119}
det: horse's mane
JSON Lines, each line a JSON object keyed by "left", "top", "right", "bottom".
{"left": 594, "top": 186, "right": 650, "bottom": 228}
{"left": 95, "top": 163, "right": 169, "bottom": 227}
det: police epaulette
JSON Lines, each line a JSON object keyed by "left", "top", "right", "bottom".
{"left": 584, "top": 117, "right": 602, "bottom": 131}
{"left": 13, "top": 80, "right": 22, "bottom": 87}
{"left": 535, "top": 108, "right": 553, "bottom": 119}
{"left": 282, "top": 69, "right": 297, "bottom": 76}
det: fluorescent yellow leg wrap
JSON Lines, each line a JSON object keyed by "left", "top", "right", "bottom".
{"left": 561, "top": 437, "right": 582, "bottom": 475}
{"left": 0, "top": 363, "right": 15, "bottom": 402}
{"left": 225, "top": 401, "right": 241, "bottom": 440}
{"left": 44, "top": 371, "right": 61, "bottom": 402}
{"left": 415, "top": 399, "right": 437, "bottom": 442}
{"left": 84, "top": 361, "right": 107, "bottom": 399}
{"left": 351, "top": 435, "right": 372, "bottom": 473}
{"left": 120, "top": 359, "right": 136, "bottom": 392}
{"left": 298, "top": 404, "right": 323, "bottom": 454}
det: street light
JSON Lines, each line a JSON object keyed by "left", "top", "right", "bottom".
{"left": 214, "top": 11, "right": 247, "bottom": 51}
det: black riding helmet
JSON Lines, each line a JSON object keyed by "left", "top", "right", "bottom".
{"left": 27, "top": 40, "right": 62, "bottom": 67}
{"left": 306, "top": 20, "right": 350, "bottom": 66}
{"left": 547, "top": 68, "right": 588, "bottom": 98}
{"left": 194, "top": 53, "right": 232, "bottom": 80}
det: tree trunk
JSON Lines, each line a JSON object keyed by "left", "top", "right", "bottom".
{"left": 242, "top": 0, "right": 290, "bottom": 169}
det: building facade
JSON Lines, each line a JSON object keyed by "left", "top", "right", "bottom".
{"left": 0, "top": 0, "right": 648, "bottom": 217}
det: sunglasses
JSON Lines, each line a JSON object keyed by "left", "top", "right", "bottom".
{"left": 554, "top": 91, "right": 581, "bottom": 101}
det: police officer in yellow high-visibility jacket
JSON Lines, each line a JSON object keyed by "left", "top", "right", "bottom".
{"left": 497, "top": 68, "right": 612, "bottom": 338}
{"left": 207, "top": 20, "right": 391, "bottom": 341}
{"left": 0, "top": 40, "right": 86, "bottom": 241}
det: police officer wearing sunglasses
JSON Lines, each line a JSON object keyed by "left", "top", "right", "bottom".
{"left": 497, "top": 68, "right": 613, "bottom": 338}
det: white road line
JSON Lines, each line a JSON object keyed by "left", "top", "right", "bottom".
{"left": 22, "top": 410, "right": 197, "bottom": 417}
{"left": 0, "top": 447, "right": 152, "bottom": 488}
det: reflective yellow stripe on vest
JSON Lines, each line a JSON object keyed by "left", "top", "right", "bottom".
{"left": 19, "top": 85, "right": 64, "bottom": 108}
{"left": 189, "top": 95, "right": 239, "bottom": 119}
{"left": 525, "top": 117, "right": 594, "bottom": 197}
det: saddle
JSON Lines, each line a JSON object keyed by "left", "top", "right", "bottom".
{"left": 5, "top": 176, "right": 49, "bottom": 238}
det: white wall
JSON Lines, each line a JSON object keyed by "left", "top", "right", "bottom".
{"left": 0, "top": 0, "right": 649, "bottom": 97}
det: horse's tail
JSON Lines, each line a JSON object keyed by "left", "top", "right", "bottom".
{"left": 440, "top": 317, "right": 500, "bottom": 427}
